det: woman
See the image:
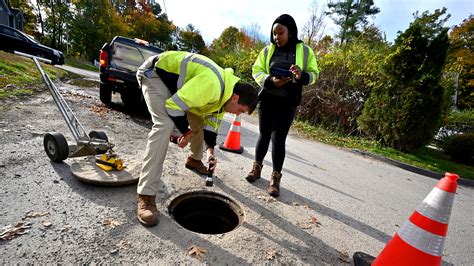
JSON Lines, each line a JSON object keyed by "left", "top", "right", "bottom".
{"left": 247, "top": 14, "right": 319, "bottom": 197}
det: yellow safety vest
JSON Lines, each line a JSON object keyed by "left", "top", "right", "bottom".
{"left": 252, "top": 43, "right": 319, "bottom": 89}
{"left": 155, "top": 51, "right": 240, "bottom": 133}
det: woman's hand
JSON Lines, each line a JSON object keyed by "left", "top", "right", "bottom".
{"left": 290, "top": 65, "right": 302, "bottom": 80}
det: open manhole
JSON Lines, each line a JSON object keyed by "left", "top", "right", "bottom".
{"left": 168, "top": 191, "right": 244, "bottom": 234}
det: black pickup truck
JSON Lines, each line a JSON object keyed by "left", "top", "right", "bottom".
{"left": 98, "top": 36, "right": 163, "bottom": 108}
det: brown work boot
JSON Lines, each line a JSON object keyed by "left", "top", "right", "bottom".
{"left": 268, "top": 171, "right": 282, "bottom": 197}
{"left": 246, "top": 161, "right": 263, "bottom": 183}
{"left": 137, "top": 194, "right": 158, "bottom": 227}
{"left": 185, "top": 156, "right": 208, "bottom": 175}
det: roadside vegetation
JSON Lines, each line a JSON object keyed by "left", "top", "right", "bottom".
{"left": 0, "top": 51, "right": 74, "bottom": 99}
{"left": 6, "top": 0, "right": 473, "bottom": 179}
{"left": 65, "top": 57, "right": 98, "bottom": 72}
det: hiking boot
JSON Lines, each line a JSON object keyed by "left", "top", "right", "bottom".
{"left": 185, "top": 157, "right": 208, "bottom": 175}
{"left": 268, "top": 171, "right": 282, "bottom": 197}
{"left": 246, "top": 161, "right": 263, "bottom": 183}
{"left": 137, "top": 194, "right": 158, "bottom": 227}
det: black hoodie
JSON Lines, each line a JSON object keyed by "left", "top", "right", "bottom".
{"left": 260, "top": 14, "right": 309, "bottom": 106}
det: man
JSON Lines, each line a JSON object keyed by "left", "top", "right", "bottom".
{"left": 135, "top": 51, "right": 259, "bottom": 227}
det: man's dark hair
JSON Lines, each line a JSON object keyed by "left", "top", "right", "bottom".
{"left": 233, "top": 82, "right": 259, "bottom": 114}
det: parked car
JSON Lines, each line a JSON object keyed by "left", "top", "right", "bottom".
{"left": 0, "top": 24, "right": 65, "bottom": 65}
{"left": 99, "top": 36, "right": 163, "bottom": 108}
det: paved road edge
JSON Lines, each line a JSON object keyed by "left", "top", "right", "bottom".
{"left": 350, "top": 149, "right": 474, "bottom": 188}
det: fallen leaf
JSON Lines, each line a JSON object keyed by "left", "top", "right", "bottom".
{"left": 116, "top": 240, "right": 132, "bottom": 250}
{"left": 102, "top": 218, "right": 122, "bottom": 229}
{"left": 291, "top": 202, "right": 300, "bottom": 206}
{"left": 309, "top": 216, "right": 322, "bottom": 227}
{"left": 297, "top": 222, "right": 312, "bottom": 229}
{"left": 25, "top": 211, "right": 49, "bottom": 218}
{"left": 60, "top": 224, "right": 72, "bottom": 232}
{"left": 187, "top": 245, "right": 207, "bottom": 261}
{"left": 1, "top": 222, "right": 31, "bottom": 240}
{"left": 42, "top": 221, "right": 52, "bottom": 228}
{"left": 339, "top": 251, "right": 351, "bottom": 263}
{"left": 257, "top": 195, "right": 276, "bottom": 203}
{"left": 266, "top": 249, "right": 277, "bottom": 260}
{"left": 90, "top": 104, "right": 109, "bottom": 117}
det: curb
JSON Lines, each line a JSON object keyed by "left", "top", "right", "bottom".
{"left": 350, "top": 149, "right": 474, "bottom": 188}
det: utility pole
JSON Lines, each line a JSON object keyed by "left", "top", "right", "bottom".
{"left": 162, "top": 0, "right": 167, "bottom": 14}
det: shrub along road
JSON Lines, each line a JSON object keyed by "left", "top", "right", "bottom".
{"left": 0, "top": 72, "right": 472, "bottom": 264}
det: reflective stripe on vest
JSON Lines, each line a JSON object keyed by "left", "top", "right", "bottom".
{"left": 168, "top": 53, "right": 226, "bottom": 116}
{"left": 203, "top": 115, "right": 219, "bottom": 133}
{"left": 177, "top": 53, "right": 224, "bottom": 95}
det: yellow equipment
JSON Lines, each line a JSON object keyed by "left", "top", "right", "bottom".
{"left": 95, "top": 151, "right": 124, "bottom": 172}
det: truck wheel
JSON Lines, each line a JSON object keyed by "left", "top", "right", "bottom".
{"left": 100, "top": 84, "right": 112, "bottom": 105}
{"left": 120, "top": 90, "right": 141, "bottom": 109}
{"left": 44, "top": 132, "right": 69, "bottom": 162}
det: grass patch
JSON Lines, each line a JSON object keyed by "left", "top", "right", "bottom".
{"left": 0, "top": 51, "right": 73, "bottom": 99}
{"left": 65, "top": 56, "right": 99, "bottom": 72}
{"left": 292, "top": 120, "right": 474, "bottom": 180}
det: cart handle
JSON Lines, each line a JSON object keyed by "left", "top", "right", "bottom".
{"left": 14, "top": 50, "right": 52, "bottom": 65}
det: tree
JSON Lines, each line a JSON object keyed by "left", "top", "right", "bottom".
{"left": 242, "top": 23, "right": 266, "bottom": 49}
{"left": 210, "top": 26, "right": 252, "bottom": 54}
{"left": 326, "top": 0, "right": 380, "bottom": 44}
{"left": 175, "top": 24, "right": 207, "bottom": 54}
{"left": 444, "top": 15, "right": 474, "bottom": 110}
{"left": 301, "top": 0, "right": 327, "bottom": 48}
{"left": 42, "top": 0, "right": 73, "bottom": 50}
{"left": 9, "top": 0, "right": 37, "bottom": 35}
{"left": 70, "top": 0, "right": 128, "bottom": 60}
{"left": 209, "top": 27, "right": 257, "bottom": 83}
{"left": 358, "top": 9, "right": 450, "bottom": 151}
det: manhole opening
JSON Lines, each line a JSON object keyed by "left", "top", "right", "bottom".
{"left": 168, "top": 191, "right": 244, "bottom": 234}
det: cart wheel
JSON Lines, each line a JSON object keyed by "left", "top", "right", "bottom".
{"left": 43, "top": 132, "right": 69, "bottom": 162}
{"left": 89, "top": 130, "right": 109, "bottom": 142}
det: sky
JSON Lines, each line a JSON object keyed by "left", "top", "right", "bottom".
{"left": 158, "top": 0, "right": 473, "bottom": 45}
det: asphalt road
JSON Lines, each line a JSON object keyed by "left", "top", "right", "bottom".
{"left": 0, "top": 65, "right": 472, "bottom": 264}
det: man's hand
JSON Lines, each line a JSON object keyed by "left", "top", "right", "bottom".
{"left": 177, "top": 132, "right": 193, "bottom": 148}
{"left": 207, "top": 148, "right": 217, "bottom": 171}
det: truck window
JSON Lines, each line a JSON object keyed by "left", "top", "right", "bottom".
{"left": 110, "top": 42, "right": 160, "bottom": 73}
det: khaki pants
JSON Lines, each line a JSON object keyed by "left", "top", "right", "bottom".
{"left": 137, "top": 57, "right": 204, "bottom": 196}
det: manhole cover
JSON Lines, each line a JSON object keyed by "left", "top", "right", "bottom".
{"left": 168, "top": 191, "right": 244, "bottom": 234}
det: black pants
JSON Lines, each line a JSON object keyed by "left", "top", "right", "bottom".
{"left": 255, "top": 101, "right": 297, "bottom": 172}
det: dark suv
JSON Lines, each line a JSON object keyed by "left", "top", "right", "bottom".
{"left": 99, "top": 36, "right": 163, "bottom": 108}
{"left": 0, "top": 24, "right": 65, "bottom": 65}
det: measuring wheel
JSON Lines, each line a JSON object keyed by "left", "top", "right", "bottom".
{"left": 89, "top": 130, "right": 108, "bottom": 141}
{"left": 44, "top": 132, "right": 69, "bottom": 162}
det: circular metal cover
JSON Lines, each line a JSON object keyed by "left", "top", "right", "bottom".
{"left": 70, "top": 154, "right": 140, "bottom": 186}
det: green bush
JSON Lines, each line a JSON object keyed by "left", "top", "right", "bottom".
{"left": 298, "top": 40, "right": 388, "bottom": 135}
{"left": 444, "top": 132, "right": 474, "bottom": 165}
{"left": 358, "top": 9, "right": 450, "bottom": 151}
{"left": 438, "top": 108, "right": 474, "bottom": 140}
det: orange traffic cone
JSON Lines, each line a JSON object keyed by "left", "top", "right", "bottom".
{"left": 219, "top": 114, "right": 244, "bottom": 154}
{"left": 353, "top": 172, "right": 459, "bottom": 266}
